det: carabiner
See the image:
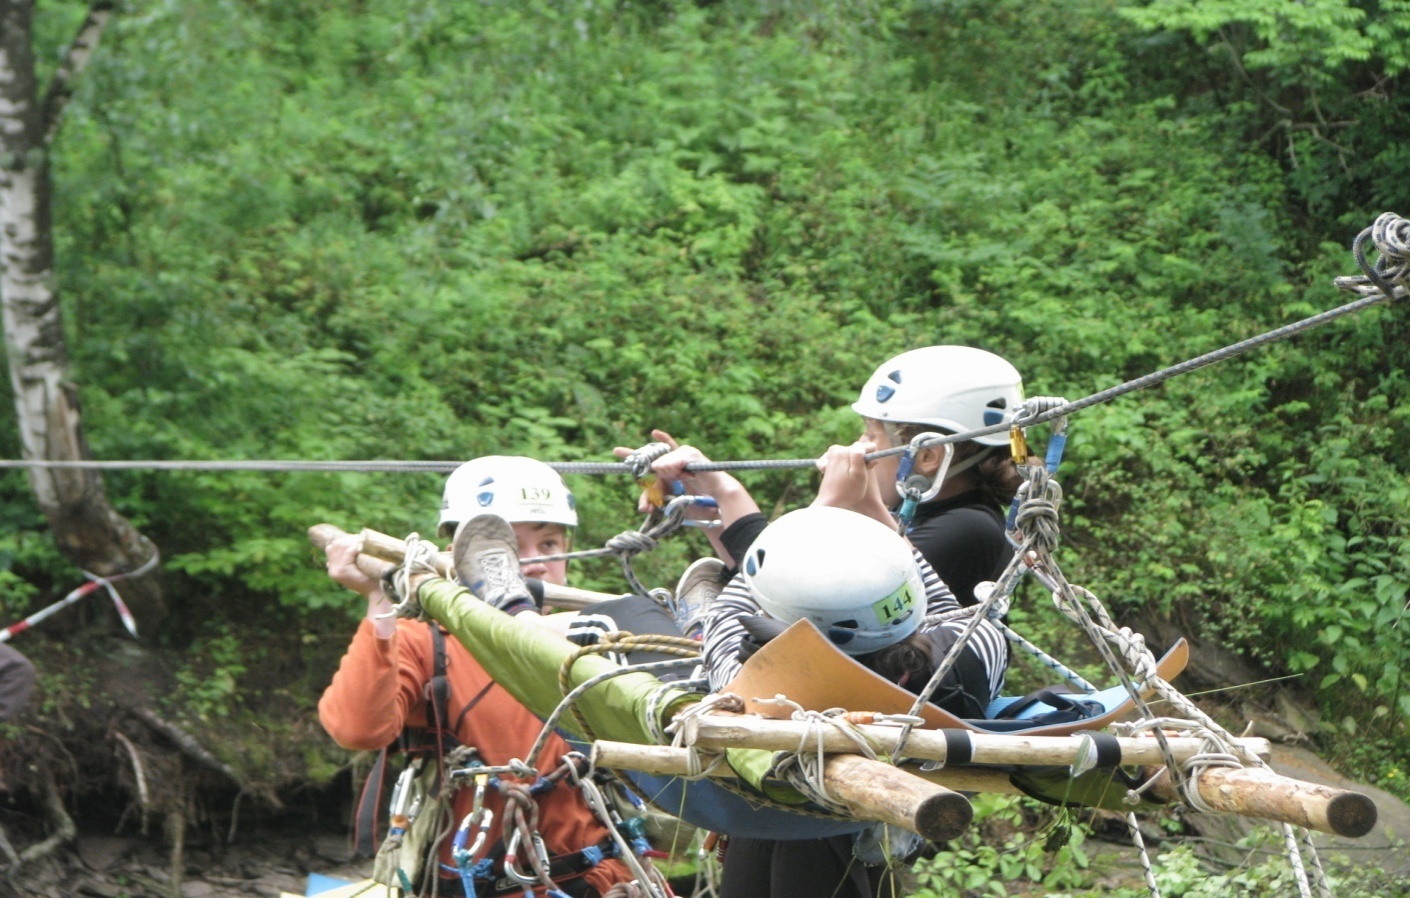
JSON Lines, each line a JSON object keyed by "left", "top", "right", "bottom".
{"left": 451, "top": 807, "right": 494, "bottom": 864}
{"left": 895, "top": 435, "right": 953, "bottom": 527}
{"left": 503, "top": 828, "right": 553, "bottom": 888}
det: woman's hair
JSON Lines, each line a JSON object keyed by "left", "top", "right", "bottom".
{"left": 861, "top": 630, "right": 991, "bottom": 719}
{"left": 864, "top": 635, "right": 932, "bottom": 691}
{"left": 885, "top": 421, "right": 1024, "bottom": 506}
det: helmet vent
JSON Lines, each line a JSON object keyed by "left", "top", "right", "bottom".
{"left": 887, "top": 370, "right": 903, "bottom": 384}
{"left": 477, "top": 475, "right": 496, "bottom": 486}
{"left": 875, "top": 385, "right": 896, "bottom": 403}
{"left": 476, "top": 491, "right": 494, "bottom": 507}
{"left": 746, "top": 551, "right": 764, "bottom": 576}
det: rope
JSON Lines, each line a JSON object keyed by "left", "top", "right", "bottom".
{"left": 512, "top": 634, "right": 703, "bottom": 769}
{"left": 567, "top": 760, "right": 670, "bottom": 898}
{"left": 13, "top": 213, "right": 1401, "bottom": 479}
{"left": 1126, "top": 811, "right": 1162, "bottom": 898}
{"left": 664, "top": 694, "right": 744, "bottom": 779}
{"left": 768, "top": 703, "right": 881, "bottom": 816}
{"left": 520, "top": 495, "right": 700, "bottom": 595}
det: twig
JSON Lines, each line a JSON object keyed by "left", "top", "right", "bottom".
{"left": 165, "top": 808, "right": 185, "bottom": 898}
{"left": 38, "top": 1, "right": 117, "bottom": 149}
{"left": 17, "top": 768, "right": 77, "bottom": 864}
{"left": 0, "top": 821, "right": 19, "bottom": 865}
{"left": 126, "top": 706, "right": 241, "bottom": 785}
{"left": 111, "top": 729, "right": 150, "bottom": 812}
{"left": 227, "top": 789, "right": 244, "bottom": 844}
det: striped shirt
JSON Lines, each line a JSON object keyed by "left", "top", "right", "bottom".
{"left": 701, "top": 549, "right": 1008, "bottom": 702}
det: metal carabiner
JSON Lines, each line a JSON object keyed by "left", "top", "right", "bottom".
{"left": 451, "top": 807, "right": 494, "bottom": 865}
{"left": 895, "top": 434, "right": 953, "bottom": 527}
{"left": 502, "top": 828, "right": 553, "bottom": 888}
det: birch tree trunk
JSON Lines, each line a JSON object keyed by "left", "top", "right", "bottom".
{"left": 0, "top": 0, "right": 163, "bottom": 627}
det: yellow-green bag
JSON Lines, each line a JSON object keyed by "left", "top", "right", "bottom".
{"left": 372, "top": 755, "right": 453, "bottom": 893}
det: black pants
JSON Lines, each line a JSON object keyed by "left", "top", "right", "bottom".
{"left": 718, "top": 835, "right": 902, "bottom": 898}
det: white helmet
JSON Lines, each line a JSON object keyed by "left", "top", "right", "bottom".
{"left": 742, "top": 506, "right": 925, "bottom": 656}
{"left": 438, "top": 456, "right": 578, "bottom": 537}
{"left": 851, "top": 346, "right": 1024, "bottom": 447}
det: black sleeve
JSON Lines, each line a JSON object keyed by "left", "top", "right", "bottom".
{"left": 907, "top": 507, "right": 1013, "bottom": 607}
{"left": 720, "top": 512, "right": 769, "bottom": 576}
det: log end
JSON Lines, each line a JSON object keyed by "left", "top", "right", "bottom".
{"left": 913, "top": 789, "right": 974, "bottom": 843}
{"left": 1326, "top": 791, "right": 1378, "bottom": 838}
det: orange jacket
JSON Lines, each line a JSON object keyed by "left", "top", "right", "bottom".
{"left": 319, "top": 618, "right": 633, "bottom": 895}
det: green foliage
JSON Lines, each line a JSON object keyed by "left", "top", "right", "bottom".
{"left": 910, "top": 795, "right": 1091, "bottom": 896}
{"left": 1117, "top": 0, "right": 1410, "bottom": 229}
{"left": 165, "top": 624, "right": 249, "bottom": 722}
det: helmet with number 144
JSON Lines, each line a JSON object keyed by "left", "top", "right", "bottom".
{"left": 741, "top": 506, "right": 925, "bottom": 656}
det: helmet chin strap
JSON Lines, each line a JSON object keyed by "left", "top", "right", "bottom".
{"left": 934, "top": 450, "right": 984, "bottom": 480}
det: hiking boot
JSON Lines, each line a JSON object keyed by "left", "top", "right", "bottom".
{"left": 673, "top": 557, "right": 726, "bottom": 640}
{"left": 452, "top": 514, "right": 534, "bottom": 613}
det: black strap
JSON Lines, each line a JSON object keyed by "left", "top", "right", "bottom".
{"left": 354, "top": 747, "right": 389, "bottom": 857}
{"left": 426, "top": 623, "right": 451, "bottom": 735}
{"left": 995, "top": 686, "right": 1089, "bottom": 720}
{"left": 941, "top": 728, "right": 973, "bottom": 766}
{"left": 354, "top": 623, "right": 456, "bottom": 858}
{"left": 1078, "top": 730, "right": 1124, "bottom": 768}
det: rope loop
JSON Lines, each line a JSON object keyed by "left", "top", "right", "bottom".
{"left": 1013, "top": 467, "right": 1063, "bottom": 554}
{"left": 622, "top": 442, "right": 672, "bottom": 480}
{"left": 381, "top": 533, "right": 440, "bottom": 620}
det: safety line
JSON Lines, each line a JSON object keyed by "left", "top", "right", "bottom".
{"left": 0, "top": 215, "right": 1403, "bottom": 477}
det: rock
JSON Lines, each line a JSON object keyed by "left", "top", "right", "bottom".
{"left": 179, "top": 881, "right": 216, "bottom": 898}
{"left": 255, "top": 871, "right": 306, "bottom": 896}
{"left": 75, "top": 835, "right": 140, "bottom": 873}
{"left": 313, "top": 832, "right": 356, "bottom": 863}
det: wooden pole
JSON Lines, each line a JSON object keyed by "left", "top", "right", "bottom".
{"left": 590, "top": 740, "right": 1020, "bottom": 795}
{"left": 590, "top": 742, "right": 972, "bottom": 842}
{"left": 308, "top": 523, "right": 625, "bottom": 609}
{"left": 593, "top": 742, "right": 1378, "bottom": 838}
{"left": 686, "top": 716, "right": 1271, "bottom": 767}
{"left": 1143, "top": 765, "right": 1377, "bottom": 838}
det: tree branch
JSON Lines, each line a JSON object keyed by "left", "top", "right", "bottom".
{"left": 38, "top": 0, "right": 116, "bottom": 150}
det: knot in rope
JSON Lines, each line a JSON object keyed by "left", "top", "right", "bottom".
{"left": 1018, "top": 395, "right": 1071, "bottom": 429}
{"left": 622, "top": 442, "right": 672, "bottom": 479}
{"left": 605, "top": 496, "right": 695, "bottom": 595}
{"left": 665, "top": 693, "right": 743, "bottom": 778}
{"left": 1337, "top": 211, "right": 1410, "bottom": 299}
{"left": 383, "top": 533, "right": 440, "bottom": 620}
{"left": 1013, "top": 469, "right": 1063, "bottom": 554}
{"left": 1112, "top": 627, "right": 1157, "bottom": 681}
{"left": 605, "top": 530, "right": 659, "bottom": 556}
{"left": 747, "top": 700, "right": 878, "bottom": 815}
{"left": 1365, "top": 212, "right": 1410, "bottom": 288}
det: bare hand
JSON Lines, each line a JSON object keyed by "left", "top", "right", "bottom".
{"left": 614, "top": 429, "right": 711, "bottom": 514}
{"left": 324, "top": 534, "right": 388, "bottom": 607}
{"left": 813, "top": 441, "right": 892, "bottom": 526}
